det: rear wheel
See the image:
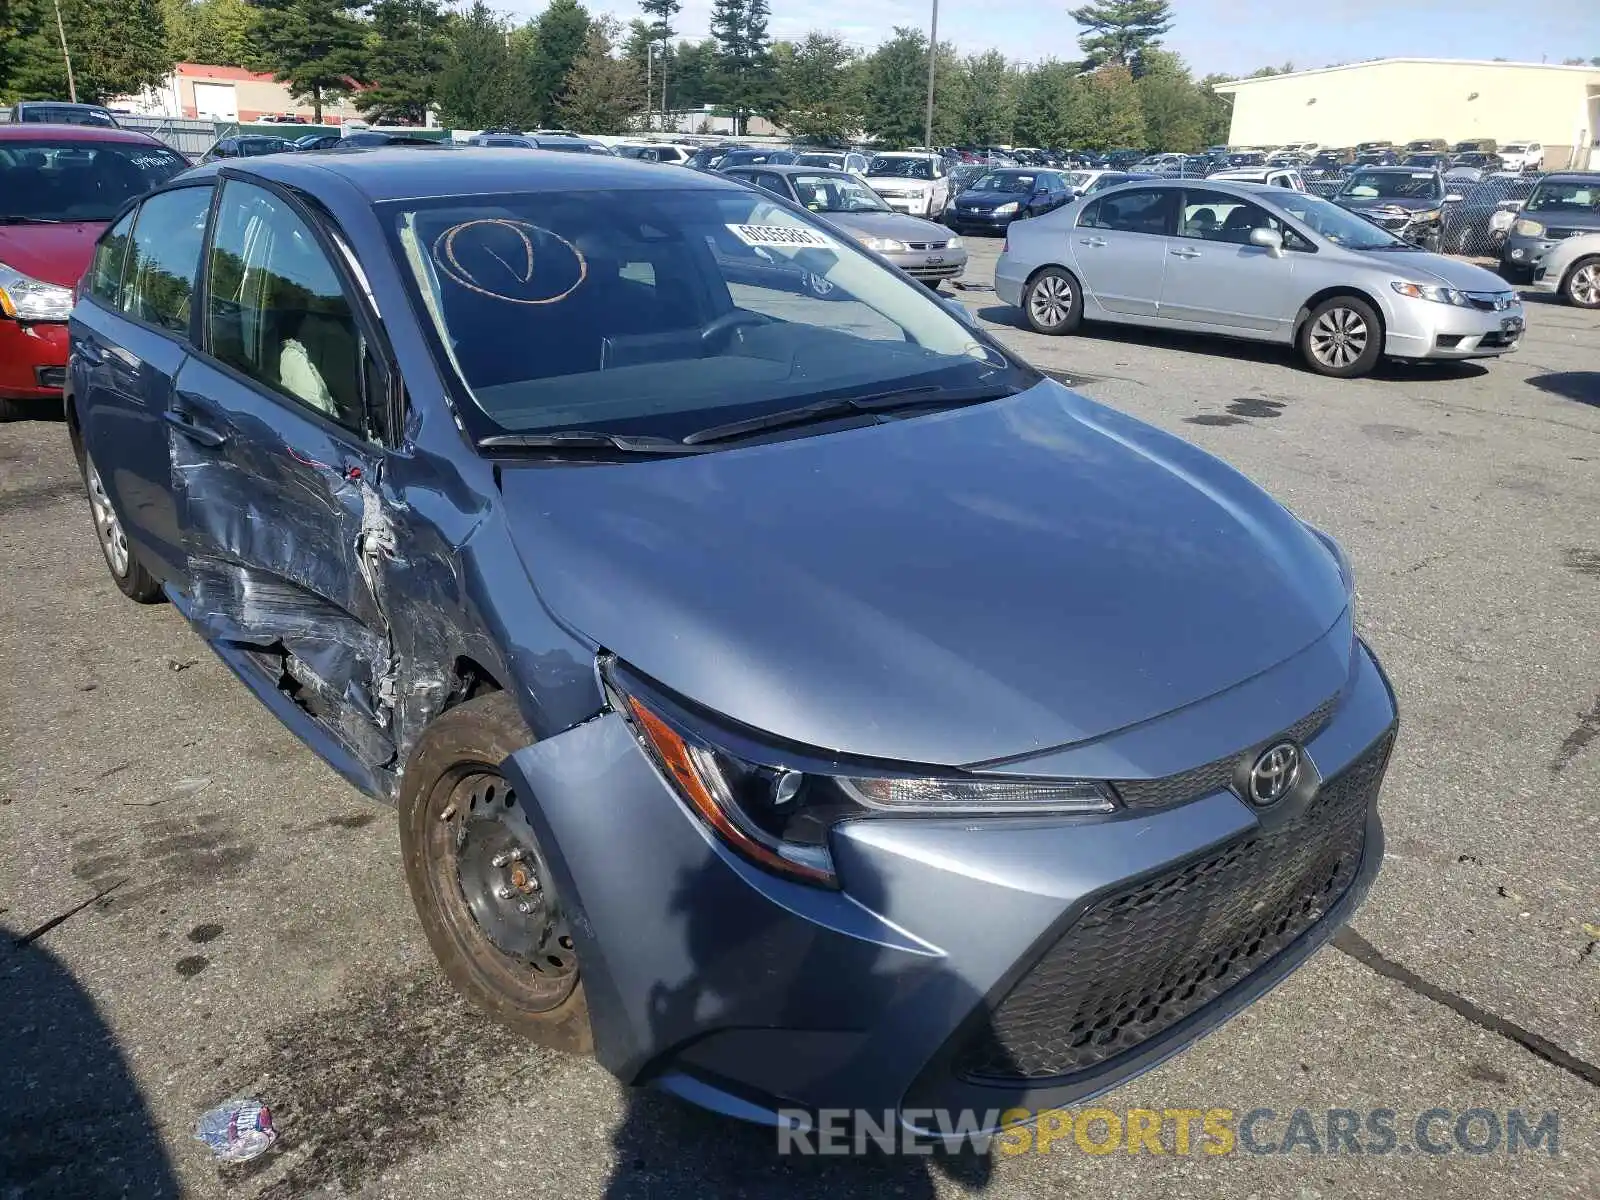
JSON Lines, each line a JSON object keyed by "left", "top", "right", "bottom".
{"left": 1021, "top": 267, "right": 1083, "bottom": 335}
{"left": 1562, "top": 257, "right": 1600, "bottom": 309}
{"left": 82, "top": 449, "right": 163, "bottom": 602}
{"left": 400, "top": 692, "right": 592, "bottom": 1051}
{"left": 1300, "top": 296, "right": 1382, "bottom": 378}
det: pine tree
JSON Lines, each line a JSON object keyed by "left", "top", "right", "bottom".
{"left": 435, "top": 1, "right": 515, "bottom": 127}
{"left": 708, "top": 0, "right": 771, "bottom": 133}
{"left": 7, "top": 0, "right": 174, "bottom": 102}
{"left": 164, "top": 0, "right": 257, "bottom": 66}
{"left": 357, "top": 0, "right": 447, "bottom": 124}
{"left": 558, "top": 22, "right": 640, "bottom": 134}
{"left": 522, "top": 0, "right": 589, "bottom": 127}
{"left": 246, "top": 0, "right": 365, "bottom": 121}
{"left": 1068, "top": 0, "right": 1173, "bottom": 77}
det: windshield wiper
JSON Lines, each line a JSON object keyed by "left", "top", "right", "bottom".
{"left": 0, "top": 215, "right": 66, "bottom": 224}
{"left": 476, "top": 431, "right": 705, "bottom": 456}
{"left": 682, "top": 383, "right": 1019, "bottom": 446}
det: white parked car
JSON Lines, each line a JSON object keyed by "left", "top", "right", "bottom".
{"left": 1207, "top": 166, "right": 1308, "bottom": 192}
{"left": 1530, "top": 231, "right": 1600, "bottom": 307}
{"left": 615, "top": 142, "right": 699, "bottom": 164}
{"left": 1498, "top": 141, "right": 1544, "bottom": 173}
{"left": 863, "top": 152, "right": 950, "bottom": 218}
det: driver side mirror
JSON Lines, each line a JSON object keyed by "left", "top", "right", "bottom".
{"left": 1249, "top": 226, "right": 1286, "bottom": 258}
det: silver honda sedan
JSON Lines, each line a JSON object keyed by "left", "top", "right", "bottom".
{"left": 995, "top": 179, "right": 1525, "bottom": 378}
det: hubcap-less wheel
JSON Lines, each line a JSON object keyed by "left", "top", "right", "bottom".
{"left": 1029, "top": 274, "right": 1074, "bottom": 329}
{"left": 1569, "top": 263, "right": 1600, "bottom": 307}
{"left": 433, "top": 769, "right": 577, "bottom": 1009}
{"left": 86, "top": 456, "right": 129, "bottom": 577}
{"left": 1308, "top": 306, "right": 1369, "bottom": 370}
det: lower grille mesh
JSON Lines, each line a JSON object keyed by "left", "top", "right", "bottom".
{"left": 956, "top": 731, "right": 1392, "bottom": 1083}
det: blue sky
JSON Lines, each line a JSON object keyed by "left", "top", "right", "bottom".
{"left": 498, "top": 0, "right": 1598, "bottom": 77}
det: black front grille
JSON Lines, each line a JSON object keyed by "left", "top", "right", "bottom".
{"left": 1114, "top": 695, "right": 1338, "bottom": 810}
{"left": 34, "top": 366, "right": 65, "bottom": 389}
{"left": 956, "top": 731, "right": 1391, "bottom": 1083}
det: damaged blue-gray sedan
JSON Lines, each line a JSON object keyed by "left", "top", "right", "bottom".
{"left": 66, "top": 149, "right": 1398, "bottom": 1136}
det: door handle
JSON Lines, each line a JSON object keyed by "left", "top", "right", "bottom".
{"left": 1079, "top": 237, "right": 1107, "bottom": 247}
{"left": 1170, "top": 247, "right": 1202, "bottom": 259}
{"left": 163, "top": 408, "right": 229, "bottom": 449}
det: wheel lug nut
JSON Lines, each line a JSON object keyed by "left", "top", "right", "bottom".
{"left": 495, "top": 886, "right": 514, "bottom": 900}
{"left": 517, "top": 901, "right": 533, "bottom": 914}
{"left": 492, "top": 852, "right": 510, "bottom": 867}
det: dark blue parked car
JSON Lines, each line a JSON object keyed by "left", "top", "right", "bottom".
{"left": 66, "top": 148, "right": 1397, "bottom": 1137}
{"left": 945, "top": 168, "right": 1074, "bottom": 235}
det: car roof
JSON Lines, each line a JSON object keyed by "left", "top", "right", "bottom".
{"left": 870, "top": 151, "right": 935, "bottom": 158}
{"left": 176, "top": 146, "right": 741, "bottom": 202}
{"left": 0, "top": 123, "right": 159, "bottom": 144}
{"left": 1350, "top": 165, "right": 1436, "bottom": 173}
{"left": 1540, "top": 172, "right": 1600, "bottom": 183}
{"left": 724, "top": 164, "right": 850, "bottom": 177}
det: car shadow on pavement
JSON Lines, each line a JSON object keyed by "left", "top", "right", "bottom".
{"left": 598, "top": 852, "right": 1005, "bottom": 1198}
{"left": 974, "top": 306, "right": 1492, "bottom": 381}
{"left": 0, "top": 929, "right": 180, "bottom": 1199}
{"left": 1528, "top": 371, "right": 1600, "bottom": 407}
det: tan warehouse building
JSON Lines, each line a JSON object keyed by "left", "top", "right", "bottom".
{"left": 1214, "top": 58, "right": 1600, "bottom": 168}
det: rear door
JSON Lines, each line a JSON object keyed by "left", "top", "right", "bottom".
{"left": 1071, "top": 187, "right": 1175, "bottom": 317}
{"left": 1158, "top": 188, "right": 1302, "bottom": 335}
{"left": 72, "top": 183, "right": 215, "bottom": 584}
{"left": 170, "top": 175, "right": 400, "bottom": 771}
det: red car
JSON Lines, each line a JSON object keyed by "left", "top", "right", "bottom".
{"left": 0, "top": 124, "right": 189, "bottom": 418}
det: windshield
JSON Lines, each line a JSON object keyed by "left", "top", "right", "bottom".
{"left": 795, "top": 153, "right": 844, "bottom": 168}
{"left": 0, "top": 139, "right": 189, "bottom": 220}
{"left": 1275, "top": 193, "right": 1407, "bottom": 250}
{"left": 1339, "top": 171, "right": 1443, "bottom": 201}
{"left": 1502, "top": 144, "right": 1529, "bottom": 153}
{"left": 868, "top": 157, "right": 933, "bottom": 179}
{"left": 21, "top": 105, "right": 115, "bottom": 127}
{"left": 389, "top": 188, "right": 1024, "bottom": 442}
{"left": 791, "top": 174, "right": 889, "bottom": 213}
{"left": 1526, "top": 181, "right": 1600, "bottom": 213}
{"left": 971, "top": 172, "right": 1035, "bottom": 193}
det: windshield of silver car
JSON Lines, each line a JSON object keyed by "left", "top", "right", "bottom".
{"left": 1274, "top": 193, "right": 1410, "bottom": 250}
{"left": 389, "top": 188, "right": 1021, "bottom": 440}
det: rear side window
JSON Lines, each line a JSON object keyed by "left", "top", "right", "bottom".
{"left": 88, "top": 211, "right": 135, "bottom": 304}
{"left": 205, "top": 181, "right": 363, "bottom": 430}
{"left": 123, "top": 186, "right": 213, "bottom": 334}
{"left": 1084, "top": 188, "right": 1171, "bottom": 235}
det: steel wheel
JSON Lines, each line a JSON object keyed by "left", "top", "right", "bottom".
{"left": 1308, "top": 306, "right": 1369, "bottom": 370}
{"left": 1028, "top": 274, "right": 1074, "bottom": 329}
{"left": 86, "top": 455, "right": 130, "bottom": 578}
{"left": 1566, "top": 260, "right": 1600, "bottom": 308}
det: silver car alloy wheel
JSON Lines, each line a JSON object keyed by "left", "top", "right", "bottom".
{"left": 86, "top": 455, "right": 130, "bottom": 577}
{"left": 1029, "top": 274, "right": 1074, "bottom": 329}
{"left": 1308, "top": 307, "right": 1369, "bottom": 369}
{"left": 1569, "top": 263, "right": 1600, "bottom": 307}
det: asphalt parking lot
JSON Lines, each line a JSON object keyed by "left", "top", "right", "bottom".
{"left": 1, "top": 239, "right": 1596, "bottom": 1199}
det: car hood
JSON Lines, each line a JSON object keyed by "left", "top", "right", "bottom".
{"left": 955, "top": 190, "right": 1028, "bottom": 208}
{"left": 498, "top": 382, "right": 1350, "bottom": 768}
{"left": 0, "top": 220, "right": 107, "bottom": 287}
{"left": 865, "top": 175, "right": 931, "bottom": 189}
{"left": 1335, "top": 194, "right": 1441, "bottom": 214}
{"left": 823, "top": 211, "right": 953, "bottom": 242}
{"left": 1371, "top": 251, "right": 1510, "bottom": 290}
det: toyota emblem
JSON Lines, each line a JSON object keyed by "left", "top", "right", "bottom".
{"left": 1248, "top": 742, "right": 1301, "bottom": 806}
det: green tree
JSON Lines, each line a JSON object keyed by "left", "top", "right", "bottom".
{"left": 709, "top": 0, "right": 773, "bottom": 133}
{"left": 558, "top": 20, "right": 640, "bottom": 133}
{"left": 1082, "top": 63, "right": 1145, "bottom": 149}
{"left": 1136, "top": 48, "right": 1203, "bottom": 151}
{"left": 435, "top": 1, "right": 515, "bottom": 127}
{"left": 861, "top": 26, "right": 928, "bottom": 148}
{"left": 670, "top": 36, "right": 717, "bottom": 108}
{"left": 949, "top": 49, "right": 1014, "bottom": 145}
{"left": 1196, "top": 72, "right": 1233, "bottom": 146}
{"left": 1012, "top": 60, "right": 1087, "bottom": 149}
{"left": 6, "top": 0, "right": 173, "bottom": 102}
{"left": 772, "top": 32, "right": 860, "bottom": 142}
{"left": 164, "top": 0, "right": 256, "bottom": 65}
{"left": 245, "top": 0, "right": 365, "bottom": 121}
{"left": 357, "top": 0, "right": 446, "bottom": 123}
{"left": 1068, "top": 0, "right": 1172, "bottom": 76}
{"left": 521, "top": 0, "right": 589, "bottom": 127}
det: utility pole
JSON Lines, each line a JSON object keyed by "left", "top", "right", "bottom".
{"left": 923, "top": 0, "right": 939, "bottom": 152}
{"left": 646, "top": 46, "right": 654, "bottom": 132}
{"left": 661, "top": 41, "right": 669, "bottom": 130}
{"left": 52, "top": 0, "right": 77, "bottom": 103}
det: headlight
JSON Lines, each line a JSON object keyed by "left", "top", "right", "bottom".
{"left": 0, "top": 263, "right": 74, "bottom": 321}
{"left": 1513, "top": 218, "right": 1545, "bottom": 237}
{"left": 993, "top": 202, "right": 1020, "bottom": 216}
{"left": 1391, "top": 280, "right": 1471, "bottom": 306}
{"left": 1488, "top": 210, "right": 1515, "bottom": 232}
{"left": 609, "top": 665, "right": 1117, "bottom": 887}
{"left": 860, "top": 236, "right": 907, "bottom": 253}
{"left": 1413, "top": 208, "right": 1441, "bottom": 223}
{"left": 945, "top": 235, "right": 964, "bottom": 249}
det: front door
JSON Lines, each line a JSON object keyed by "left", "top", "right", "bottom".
{"left": 171, "top": 175, "right": 396, "bottom": 771}
{"left": 1158, "top": 189, "right": 1301, "bottom": 335}
{"left": 1071, "top": 187, "right": 1175, "bottom": 317}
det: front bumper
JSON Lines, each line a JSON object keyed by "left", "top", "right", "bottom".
{"left": 1383, "top": 294, "right": 1525, "bottom": 359}
{"left": 993, "top": 252, "right": 1028, "bottom": 308}
{"left": 502, "top": 629, "right": 1397, "bottom": 1134}
{"left": 887, "top": 247, "right": 967, "bottom": 283}
{"left": 0, "top": 318, "right": 68, "bottom": 400}
{"left": 875, "top": 194, "right": 937, "bottom": 217}
{"left": 1501, "top": 232, "right": 1559, "bottom": 282}
{"left": 948, "top": 210, "right": 1016, "bottom": 234}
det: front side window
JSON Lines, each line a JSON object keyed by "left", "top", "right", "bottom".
{"left": 389, "top": 187, "right": 1022, "bottom": 441}
{"left": 88, "top": 211, "right": 135, "bottom": 304}
{"left": 123, "top": 186, "right": 212, "bottom": 334}
{"left": 1525, "top": 181, "right": 1600, "bottom": 213}
{"left": 791, "top": 174, "right": 889, "bottom": 213}
{"left": 206, "top": 181, "right": 363, "bottom": 429}
{"left": 972, "top": 172, "right": 1035, "bottom": 194}
{"left": 0, "top": 139, "right": 189, "bottom": 222}
{"left": 1083, "top": 188, "right": 1171, "bottom": 235}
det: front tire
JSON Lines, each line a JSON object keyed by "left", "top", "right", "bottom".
{"left": 400, "top": 692, "right": 593, "bottom": 1051}
{"left": 1561, "top": 256, "right": 1600, "bottom": 309}
{"left": 81, "top": 449, "right": 162, "bottom": 602}
{"left": 1299, "top": 296, "right": 1382, "bottom": 378}
{"left": 1021, "top": 267, "right": 1083, "bottom": 335}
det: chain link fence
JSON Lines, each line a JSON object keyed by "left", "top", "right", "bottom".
{"left": 1304, "top": 173, "right": 1544, "bottom": 260}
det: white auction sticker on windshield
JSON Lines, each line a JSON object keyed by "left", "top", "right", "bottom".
{"left": 726, "top": 223, "right": 835, "bottom": 249}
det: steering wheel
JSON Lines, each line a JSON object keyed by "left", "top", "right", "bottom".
{"left": 700, "top": 309, "right": 769, "bottom": 351}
